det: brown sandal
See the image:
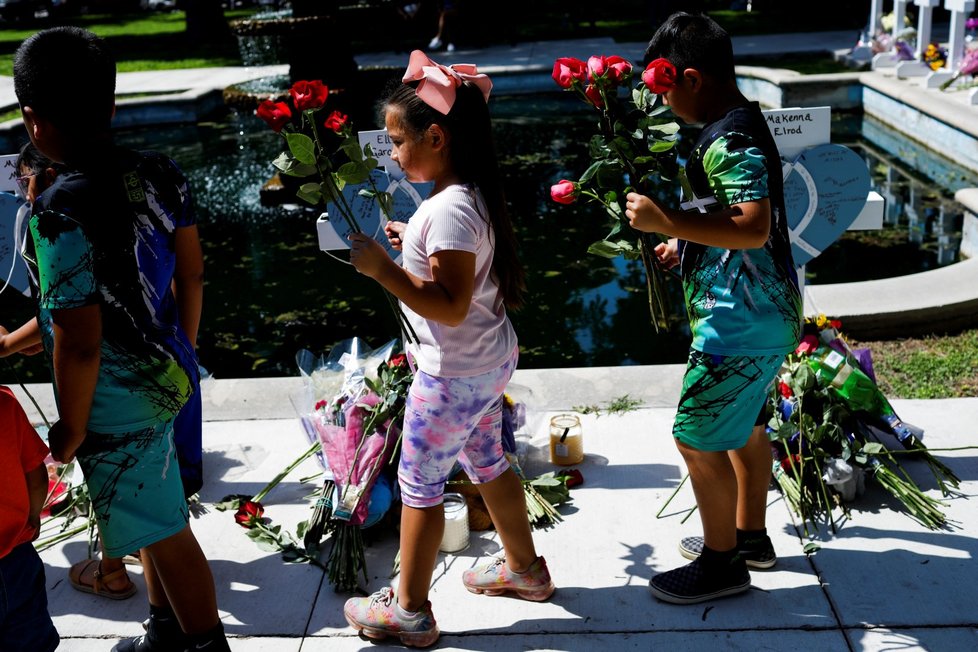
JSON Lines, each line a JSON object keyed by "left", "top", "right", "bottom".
{"left": 68, "top": 558, "right": 137, "bottom": 600}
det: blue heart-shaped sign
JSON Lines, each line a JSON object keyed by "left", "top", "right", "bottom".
{"left": 782, "top": 143, "right": 871, "bottom": 266}
{"left": 320, "top": 168, "right": 432, "bottom": 261}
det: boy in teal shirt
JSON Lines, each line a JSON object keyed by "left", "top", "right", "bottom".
{"left": 626, "top": 12, "right": 802, "bottom": 604}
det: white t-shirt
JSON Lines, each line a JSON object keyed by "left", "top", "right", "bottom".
{"left": 400, "top": 184, "right": 517, "bottom": 378}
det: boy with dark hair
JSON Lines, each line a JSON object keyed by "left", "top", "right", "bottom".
{"left": 625, "top": 12, "right": 802, "bottom": 604}
{"left": 0, "top": 385, "right": 60, "bottom": 652}
{"left": 14, "top": 26, "right": 222, "bottom": 650}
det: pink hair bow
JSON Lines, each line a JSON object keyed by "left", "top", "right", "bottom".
{"left": 402, "top": 49, "right": 493, "bottom": 115}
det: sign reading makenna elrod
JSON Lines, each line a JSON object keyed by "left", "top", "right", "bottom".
{"left": 761, "top": 106, "right": 875, "bottom": 267}
{"left": 762, "top": 106, "right": 830, "bottom": 161}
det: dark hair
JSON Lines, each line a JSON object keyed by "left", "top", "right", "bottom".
{"left": 13, "top": 27, "right": 116, "bottom": 138}
{"left": 15, "top": 141, "right": 53, "bottom": 176}
{"left": 644, "top": 12, "right": 735, "bottom": 82}
{"left": 382, "top": 81, "right": 526, "bottom": 310}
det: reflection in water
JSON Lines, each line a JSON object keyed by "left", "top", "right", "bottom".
{"left": 0, "top": 102, "right": 972, "bottom": 382}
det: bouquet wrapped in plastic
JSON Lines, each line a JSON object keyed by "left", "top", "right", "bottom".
{"left": 769, "top": 316, "right": 960, "bottom": 534}
{"left": 294, "top": 337, "right": 411, "bottom": 591}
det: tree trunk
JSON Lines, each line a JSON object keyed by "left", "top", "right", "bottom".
{"left": 183, "top": 0, "right": 233, "bottom": 45}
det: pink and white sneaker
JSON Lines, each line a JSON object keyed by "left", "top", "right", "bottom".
{"left": 462, "top": 555, "right": 555, "bottom": 601}
{"left": 343, "top": 587, "right": 439, "bottom": 648}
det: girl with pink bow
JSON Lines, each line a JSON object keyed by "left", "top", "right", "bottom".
{"left": 344, "top": 50, "right": 554, "bottom": 647}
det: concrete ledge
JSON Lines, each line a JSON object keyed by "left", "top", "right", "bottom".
{"left": 737, "top": 67, "right": 864, "bottom": 110}
{"left": 805, "top": 256, "right": 978, "bottom": 338}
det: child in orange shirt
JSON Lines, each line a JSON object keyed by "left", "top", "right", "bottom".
{"left": 0, "top": 384, "right": 60, "bottom": 651}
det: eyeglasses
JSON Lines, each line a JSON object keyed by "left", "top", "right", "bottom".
{"left": 15, "top": 174, "right": 34, "bottom": 197}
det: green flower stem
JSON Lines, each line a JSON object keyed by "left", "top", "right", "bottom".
{"left": 33, "top": 523, "right": 89, "bottom": 552}
{"left": 253, "top": 441, "right": 321, "bottom": 504}
{"left": 303, "top": 112, "right": 361, "bottom": 235}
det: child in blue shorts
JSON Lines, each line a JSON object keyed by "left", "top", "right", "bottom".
{"left": 624, "top": 12, "right": 802, "bottom": 604}
{"left": 0, "top": 385, "right": 60, "bottom": 652}
{"left": 13, "top": 26, "right": 224, "bottom": 650}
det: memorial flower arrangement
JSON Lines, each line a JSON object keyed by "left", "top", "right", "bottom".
{"left": 768, "top": 316, "right": 961, "bottom": 535}
{"left": 922, "top": 42, "right": 948, "bottom": 71}
{"left": 549, "top": 54, "right": 682, "bottom": 332}
{"left": 256, "top": 80, "right": 417, "bottom": 343}
{"left": 217, "top": 338, "right": 410, "bottom": 593}
{"left": 940, "top": 45, "right": 978, "bottom": 90}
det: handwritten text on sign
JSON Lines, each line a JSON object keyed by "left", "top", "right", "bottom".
{"left": 762, "top": 106, "right": 830, "bottom": 161}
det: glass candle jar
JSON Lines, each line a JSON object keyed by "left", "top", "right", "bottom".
{"left": 439, "top": 493, "right": 470, "bottom": 553}
{"left": 549, "top": 414, "right": 584, "bottom": 465}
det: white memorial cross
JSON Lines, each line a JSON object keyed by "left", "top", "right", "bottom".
{"left": 897, "top": 0, "right": 942, "bottom": 77}
{"left": 872, "top": 0, "right": 911, "bottom": 69}
{"left": 924, "top": 0, "right": 976, "bottom": 87}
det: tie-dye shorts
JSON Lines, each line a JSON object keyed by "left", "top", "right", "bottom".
{"left": 673, "top": 349, "right": 784, "bottom": 452}
{"left": 399, "top": 348, "right": 518, "bottom": 508}
{"left": 75, "top": 420, "right": 189, "bottom": 558}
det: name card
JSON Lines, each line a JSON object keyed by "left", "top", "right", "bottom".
{"left": 763, "top": 106, "right": 830, "bottom": 160}
{"left": 358, "top": 129, "right": 403, "bottom": 180}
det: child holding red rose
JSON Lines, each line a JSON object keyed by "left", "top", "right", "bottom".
{"left": 624, "top": 12, "right": 802, "bottom": 604}
{"left": 343, "top": 50, "right": 553, "bottom": 647}
{"left": 13, "top": 26, "right": 223, "bottom": 651}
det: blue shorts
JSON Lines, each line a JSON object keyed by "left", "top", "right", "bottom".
{"left": 673, "top": 349, "right": 784, "bottom": 452}
{"left": 76, "top": 420, "right": 189, "bottom": 558}
{"left": 0, "top": 542, "right": 59, "bottom": 652}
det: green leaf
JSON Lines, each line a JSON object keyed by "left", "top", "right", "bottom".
{"left": 336, "top": 161, "right": 371, "bottom": 185}
{"left": 297, "top": 183, "right": 323, "bottom": 205}
{"left": 587, "top": 239, "right": 624, "bottom": 258}
{"left": 286, "top": 133, "right": 317, "bottom": 165}
{"left": 648, "top": 139, "right": 677, "bottom": 153}
{"left": 803, "top": 542, "right": 821, "bottom": 554}
{"left": 649, "top": 122, "right": 681, "bottom": 135}
{"left": 861, "top": 442, "right": 885, "bottom": 455}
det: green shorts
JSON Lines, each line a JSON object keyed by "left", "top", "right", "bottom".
{"left": 673, "top": 350, "right": 784, "bottom": 452}
{"left": 75, "top": 420, "right": 188, "bottom": 558}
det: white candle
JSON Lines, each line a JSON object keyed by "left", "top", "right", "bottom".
{"left": 439, "top": 493, "right": 470, "bottom": 553}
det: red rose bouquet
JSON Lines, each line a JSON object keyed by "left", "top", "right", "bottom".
{"left": 256, "top": 80, "right": 417, "bottom": 344}
{"left": 549, "top": 55, "right": 683, "bottom": 332}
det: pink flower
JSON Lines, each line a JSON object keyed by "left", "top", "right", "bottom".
{"left": 289, "top": 79, "right": 329, "bottom": 112}
{"left": 552, "top": 57, "right": 588, "bottom": 88}
{"left": 604, "top": 55, "right": 633, "bottom": 84}
{"left": 256, "top": 100, "right": 292, "bottom": 133}
{"left": 642, "top": 58, "right": 677, "bottom": 94}
{"left": 795, "top": 334, "right": 820, "bottom": 356}
{"left": 550, "top": 179, "right": 579, "bottom": 205}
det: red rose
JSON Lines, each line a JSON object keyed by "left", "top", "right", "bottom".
{"left": 604, "top": 55, "right": 633, "bottom": 84}
{"left": 552, "top": 57, "right": 587, "bottom": 88}
{"left": 586, "top": 55, "right": 607, "bottom": 82}
{"left": 289, "top": 79, "right": 329, "bottom": 112}
{"left": 388, "top": 353, "right": 407, "bottom": 368}
{"left": 314, "top": 399, "right": 328, "bottom": 411}
{"left": 829, "top": 319, "right": 842, "bottom": 330}
{"left": 560, "top": 468, "right": 584, "bottom": 488}
{"left": 256, "top": 100, "right": 292, "bottom": 133}
{"left": 584, "top": 83, "right": 604, "bottom": 108}
{"left": 642, "top": 58, "right": 677, "bottom": 94}
{"left": 323, "top": 110, "right": 349, "bottom": 133}
{"left": 550, "top": 179, "right": 579, "bottom": 205}
{"left": 234, "top": 500, "right": 264, "bottom": 529}
{"left": 778, "top": 381, "right": 793, "bottom": 399}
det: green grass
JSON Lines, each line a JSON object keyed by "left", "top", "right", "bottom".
{"left": 852, "top": 330, "right": 978, "bottom": 398}
{"left": 0, "top": 10, "right": 255, "bottom": 76}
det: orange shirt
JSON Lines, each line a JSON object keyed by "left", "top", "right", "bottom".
{"left": 0, "top": 385, "right": 49, "bottom": 559}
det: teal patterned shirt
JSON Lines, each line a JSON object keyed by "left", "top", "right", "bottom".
{"left": 679, "top": 102, "right": 802, "bottom": 356}
{"left": 25, "top": 148, "right": 197, "bottom": 433}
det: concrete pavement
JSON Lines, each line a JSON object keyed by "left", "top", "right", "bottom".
{"left": 12, "top": 369, "right": 978, "bottom": 652}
